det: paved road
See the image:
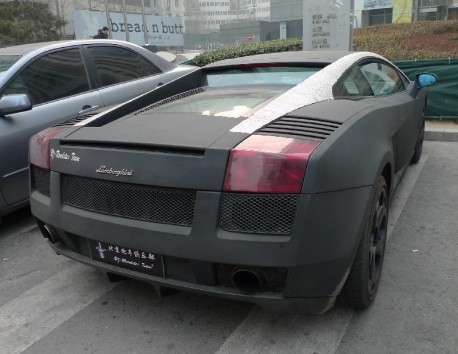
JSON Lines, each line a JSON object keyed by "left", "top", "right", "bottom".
{"left": 1, "top": 141, "right": 457, "bottom": 354}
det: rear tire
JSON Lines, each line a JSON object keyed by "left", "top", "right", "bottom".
{"left": 411, "top": 120, "right": 425, "bottom": 164}
{"left": 340, "top": 176, "right": 388, "bottom": 309}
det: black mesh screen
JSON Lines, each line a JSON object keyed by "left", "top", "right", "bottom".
{"left": 62, "top": 175, "right": 195, "bottom": 226}
{"left": 216, "top": 264, "right": 287, "bottom": 293}
{"left": 220, "top": 193, "right": 298, "bottom": 235}
{"left": 31, "top": 165, "right": 50, "bottom": 197}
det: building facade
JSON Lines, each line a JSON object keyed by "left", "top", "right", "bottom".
{"left": 11, "top": 0, "right": 458, "bottom": 46}
{"left": 355, "top": 0, "right": 458, "bottom": 27}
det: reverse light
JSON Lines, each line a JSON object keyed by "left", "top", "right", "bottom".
{"left": 223, "top": 135, "right": 320, "bottom": 193}
{"left": 29, "top": 126, "right": 69, "bottom": 170}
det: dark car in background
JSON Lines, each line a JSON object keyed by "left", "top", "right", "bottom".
{"left": 0, "top": 39, "right": 196, "bottom": 219}
{"left": 29, "top": 51, "right": 436, "bottom": 313}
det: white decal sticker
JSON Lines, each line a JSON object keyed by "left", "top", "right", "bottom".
{"left": 50, "top": 149, "right": 81, "bottom": 162}
{"left": 230, "top": 52, "right": 384, "bottom": 134}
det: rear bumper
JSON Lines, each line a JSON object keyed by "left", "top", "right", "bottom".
{"left": 31, "top": 172, "right": 373, "bottom": 314}
{"left": 47, "top": 240, "right": 336, "bottom": 314}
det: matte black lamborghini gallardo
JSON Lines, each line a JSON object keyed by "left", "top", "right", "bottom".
{"left": 29, "top": 51, "right": 436, "bottom": 314}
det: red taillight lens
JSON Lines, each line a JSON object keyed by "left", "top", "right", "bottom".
{"left": 223, "top": 135, "right": 320, "bottom": 193}
{"left": 29, "top": 126, "right": 69, "bottom": 170}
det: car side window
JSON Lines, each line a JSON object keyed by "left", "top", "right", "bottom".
{"left": 3, "top": 48, "right": 89, "bottom": 106}
{"left": 87, "top": 46, "right": 162, "bottom": 87}
{"left": 333, "top": 65, "right": 374, "bottom": 97}
{"left": 359, "top": 62, "right": 406, "bottom": 96}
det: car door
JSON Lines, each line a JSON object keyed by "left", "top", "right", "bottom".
{"left": 0, "top": 47, "right": 103, "bottom": 206}
{"left": 84, "top": 45, "right": 172, "bottom": 106}
{"left": 359, "top": 61, "right": 419, "bottom": 171}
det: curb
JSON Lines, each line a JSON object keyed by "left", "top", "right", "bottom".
{"left": 425, "top": 121, "right": 458, "bottom": 142}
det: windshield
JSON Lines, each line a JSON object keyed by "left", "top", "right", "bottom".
{"left": 0, "top": 55, "right": 21, "bottom": 72}
{"left": 154, "top": 88, "right": 285, "bottom": 118}
{"left": 204, "top": 66, "right": 321, "bottom": 87}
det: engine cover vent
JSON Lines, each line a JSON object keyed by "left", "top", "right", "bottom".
{"left": 55, "top": 112, "right": 100, "bottom": 127}
{"left": 258, "top": 117, "right": 341, "bottom": 141}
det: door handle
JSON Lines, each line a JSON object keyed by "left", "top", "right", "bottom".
{"left": 78, "top": 105, "right": 99, "bottom": 115}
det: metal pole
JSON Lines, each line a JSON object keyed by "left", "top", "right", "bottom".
{"left": 55, "top": 0, "right": 62, "bottom": 38}
{"left": 104, "top": 0, "right": 111, "bottom": 38}
{"left": 121, "top": 0, "right": 130, "bottom": 41}
{"left": 350, "top": 0, "right": 354, "bottom": 51}
{"left": 141, "top": 0, "right": 148, "bottom": 44}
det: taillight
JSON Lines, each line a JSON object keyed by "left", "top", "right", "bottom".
{"left": 29, "top": 126, "right": 69, "bottom": 170}
{"left": 223, "top": 135, "right": 320, "bottom": 193}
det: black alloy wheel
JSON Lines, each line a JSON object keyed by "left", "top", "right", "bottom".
{"left": 340, "top": 176, "right": 388, "bottom": 309}
{"left": 411, "top": 118, "right": 425, "bottom": 164}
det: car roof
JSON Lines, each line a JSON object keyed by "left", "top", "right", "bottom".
{"left": 204, "top": 51, "right": 354, "bottom": 69}
{"left": 0, "top": 41, "right": 73, "bottom": 56}
{"left": 0, "top": 39, "right": 172, "bottom": 60}
{"left": 0, "top": 39, "right": 177, "bottom": 74}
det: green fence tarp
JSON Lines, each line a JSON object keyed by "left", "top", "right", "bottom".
{"left": 394, "top": 58, "right": 458, "bottom": 120}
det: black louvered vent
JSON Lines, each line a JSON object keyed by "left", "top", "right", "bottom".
{"left": 134, "top": 87, "right": 205, "bottom": 115}
{"left": 55, "top": 112, "right": 101, "bottom": 127}
{"left": 258, "top": 117, "right": 342, "bottom": 141}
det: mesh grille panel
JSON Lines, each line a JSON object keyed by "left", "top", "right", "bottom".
{"left": 31, "top": 165, "right": 50, "bottom": 197}
{"left": 62, "top": 175, "right": 195, "bottom": 226}
{"left": 220, "top": 193, "right": 298, "bottom": 235}
{"left": 216, "top": 264, "right": 287, "bottom": 293}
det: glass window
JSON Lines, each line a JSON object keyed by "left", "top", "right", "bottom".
{"left": 87, "top": 46, "right": 161, "bottom": 87}
{"left": 153, "top": 88, "right": 284, "bottom": 118}
{"left": 333, "top": 65, "right": 374, "bottom": 97}
{"left": 204, "top": 66, "right": 322, "bottom": 87}
{"left": 360, "top": 62, "right": 406, "bottom": 96}
{"left": 334, "top": 61, "right": 406, "bottom": 97}
{"left": 368, "top": 8, "right": 393, "bottom": 26}
{"left": 3, "top": 48, "right": 89, "bottom": 105}
{"left": 0, "top": 55, "right": 20, "bottom": 73}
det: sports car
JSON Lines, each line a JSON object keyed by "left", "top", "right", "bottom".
{"left": 29, "top": 51, "right": 436, "bottom": 314}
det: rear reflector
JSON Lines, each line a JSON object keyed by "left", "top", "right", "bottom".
{"left": 29, "top": 126, "right": 69, "bottom": 170}
{"left": 223, "top": 135, "right": 320, "bottom": 193}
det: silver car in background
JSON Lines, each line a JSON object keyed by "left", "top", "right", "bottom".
{"left": 0, "top": 39, "right": 196, "bottom": 219}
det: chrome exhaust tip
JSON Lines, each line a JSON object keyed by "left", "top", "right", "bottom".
{"left": 42, "top": 224, "right": 61, "bottom": 244}
{"left": 232, "top": 268, "right": 265, "bottom": 294}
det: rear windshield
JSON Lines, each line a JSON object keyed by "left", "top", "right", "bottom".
{"left": 154, "top": 88, "right": 285, "bottom": 118}
{"left": 203, "top": 66, "right": 322, "bottom": 87}
{"left": 0, "top": 55, "right": 20, "bottom": 73}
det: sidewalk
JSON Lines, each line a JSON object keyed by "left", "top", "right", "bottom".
{"left": 425, "top": 120, "right": 458, "bottom": 142}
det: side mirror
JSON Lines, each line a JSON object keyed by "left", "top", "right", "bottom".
{"left": 416, "top": 73, "right": 437, "bottom": 88}
{"left": 0, "top": 94, "right": 32, "bottom": 115}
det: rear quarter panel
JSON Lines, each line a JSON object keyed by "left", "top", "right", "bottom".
{"left": 302, "top": 93, "right": 422, "bottom": 194}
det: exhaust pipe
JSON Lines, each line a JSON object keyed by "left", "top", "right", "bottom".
{"left": 42, "top": 224, "right": 61, "bottom": 244}
{"left": 232, "top": 268, "right": 265, "bottom": 294}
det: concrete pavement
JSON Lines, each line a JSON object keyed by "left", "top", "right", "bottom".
{"left": 425, "top": 119, "right": 458, "bottom": 141}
